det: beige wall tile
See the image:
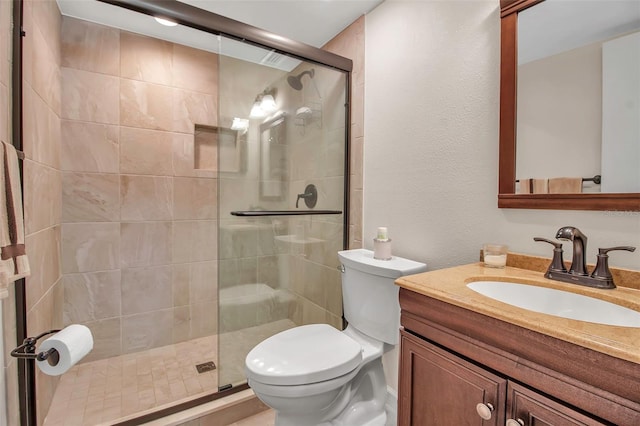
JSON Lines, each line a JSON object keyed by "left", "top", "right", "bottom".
{"left": 63, "top": 271, "right": 122, "bottom": 323}
{"left": 121, "top": 31, "right": 172, "bottom": 85}
{"left": 173, "top": 177, "right": 217, "bottom": 220}
{"left": 172, "top": 132, "right": 216, "bottom": 178}
{"left": 120, "top": 175, "right": 173, "bottom": 221}
{"left": 120, "top": 222, "right": 172, "bottom": 268}
{"left": 24, "top": 226, "right": 61, "bottom": 312}
{"left": 257, "top": 256, "right": 279, "bottom": 288}
{"left": 61, "top": 120, "right": 119, "bottom": 173}
{"left": 219, "top": 225, "right": 258, "bottom": 260}
{"left": 31, "top": 0, "right": 62, "bottom": 63}
{"left": 122, "top": 310, "right": 173, "bottom": 354}
{"left": 190, "top": 302, "right": 217, "bottom": 339}
{"left": 62, "top": 172, "right": 120, "bottom": 222}
{"left": 121, "top": 266, "right": 172, "bottom": 315}
{"left": 30, "top": 17, "right": 61, "bottom": 115}
{"left": 22, "top": 84, "right": 61, "bottom": 168}
{"left": 82, "top": 318, "right": 122, "bottom": 362}
{"left": 120, "top": 127, "right": 173, "bottom": 175}
{"left": 62, "top": 223, "right": 120, "bottom": 273}
{"left": 189, "top": 261, "right": 217, "bottom": 302}
{"left": 120, "top": 79, "right": 172, "bottom": 131}
{"left": 172, "top": 88, "right": 217, "bottom": 134}
{"left": 23, "top": 160, "right": 62, "bottom": 235}
{"left": 172, "top": 44, "right": 218, "bottom": 95}
{"left": 173, "top": 221, "right": 217, "bottom": 263}
{"left": 26, "top": 278, "right": 62, "bottom": 338}
{"left": 62, "top": 67, "right": 120, "bottom": 124}
{"left": 62, "top": 17, "right": 120, "bottom": 76}
{"left": 172, "top": 306, "right": 191, "bottom": 343}
{"left": 172, "top": 264, "right": 190, "bottom": 307}
{"left": 218, "top": 258, "right": 257, "bottom": 290}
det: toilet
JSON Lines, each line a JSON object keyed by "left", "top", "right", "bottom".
{"left": 245, "top": 248, "right": 427, "bottom": 426}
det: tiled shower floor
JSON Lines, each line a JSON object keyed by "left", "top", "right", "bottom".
{"left": 43, "top": 320, "right": 295, "bottom": 426}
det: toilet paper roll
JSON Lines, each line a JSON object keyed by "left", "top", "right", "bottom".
{"left": 36, "top": 324, "right": 93, "bottom": 376}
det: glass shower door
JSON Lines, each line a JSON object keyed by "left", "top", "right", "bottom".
{"left": 216, "top": 36, "right": 349, "bottom": 388}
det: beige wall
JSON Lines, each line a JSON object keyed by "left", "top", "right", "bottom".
{"left": 365, "top": 0, "right": 639, "bottom": 392}
{"left": 517, "top": 41, "right": 602, "bottom": 190}
{"left": 59, "top": 16, "right": 220, "bottom": 362}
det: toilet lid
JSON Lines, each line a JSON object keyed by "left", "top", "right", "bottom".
{"left": 245, "top": 324, "right": 363, "bottom": 386}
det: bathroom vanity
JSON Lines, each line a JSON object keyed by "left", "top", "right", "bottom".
{"left": 395, "top": 260, "right": 640, "bottom": 425}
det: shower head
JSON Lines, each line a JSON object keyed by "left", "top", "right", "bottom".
{"left": 287, "top": 69, "right": 315, "bottom": 91}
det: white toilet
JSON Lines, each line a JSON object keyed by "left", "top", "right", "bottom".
{"left": 245, "top": 248, "right": 427, "bottom": 426}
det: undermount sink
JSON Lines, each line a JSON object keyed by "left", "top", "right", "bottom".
{"left": 467, "top": 281, "right": 640, "bottom": 328}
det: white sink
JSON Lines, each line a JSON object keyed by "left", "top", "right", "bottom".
{"left": 467, "top": 281, "right": 640, "bottom": 327}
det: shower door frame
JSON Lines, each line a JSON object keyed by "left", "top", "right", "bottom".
{"left": 13, "top": 0, "right": 353, "bottom": 424}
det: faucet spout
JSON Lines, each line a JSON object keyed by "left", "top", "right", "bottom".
{"left": 555, "top": 226, "right": 588, "bottom": 276}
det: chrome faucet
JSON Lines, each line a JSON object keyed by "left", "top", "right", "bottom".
{"left": 534, "top": 226, "right": 636, "bottom": 289}
{"left": 555, "top": 226, "right": 588, "bottom": 276}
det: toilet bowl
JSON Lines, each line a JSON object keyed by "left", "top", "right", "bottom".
{"left": 245, "top": 249, "right": 427, "bottom": 426}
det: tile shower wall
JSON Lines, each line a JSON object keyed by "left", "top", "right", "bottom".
{"left": 281, "top": 17, "right": 366, "bottom": 329}
{"left": 60, "top": 17, "right": 219, "bottom": 362}
{"left": 324, "top": 16, "right": 365, "bottom": 251}
{"left": 21, "top": 0, "right": 64, "bottom": 421}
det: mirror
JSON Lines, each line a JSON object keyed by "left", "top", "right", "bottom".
{"left": 259, "top": 113, "right": 287, "bottom": 200}
{"left": 499, "top": 0, "right": 640, "bottom": 210}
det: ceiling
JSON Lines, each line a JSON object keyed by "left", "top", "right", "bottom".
{"left": 56, "top": 0, "right": 384, "bottom": 70}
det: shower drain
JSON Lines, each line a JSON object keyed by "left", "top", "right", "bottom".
{"left": 195, "top": 361, "right": 217, "bottom": 374}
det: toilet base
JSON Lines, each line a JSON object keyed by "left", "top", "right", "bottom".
{"left": 266, "top": 357, "right": 388, "bottom": 426}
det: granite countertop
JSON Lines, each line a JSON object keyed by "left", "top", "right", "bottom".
{"left": 395, "top": 258, "right": 640, "bottom": 365}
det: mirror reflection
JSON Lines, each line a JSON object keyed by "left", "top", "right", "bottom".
{"left": 515, "top": 0, "right": 640, "bottom": 194}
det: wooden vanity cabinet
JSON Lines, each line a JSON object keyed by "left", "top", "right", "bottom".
{"left": 398, "top": 288, "right": 640, "bottom": 426}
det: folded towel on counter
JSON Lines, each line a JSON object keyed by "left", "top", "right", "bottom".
{"left": 517, "top": 178, "right": 548, "bottom": 194}
{"left": 548, "top": 177, "right": 583, "bottom": 194}
{"left": 0, "top": 141, "right": 30, "bottom": 299}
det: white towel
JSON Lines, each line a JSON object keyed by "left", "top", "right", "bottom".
{"left": 0, "top": 141, "right": 30, "bottom": 299}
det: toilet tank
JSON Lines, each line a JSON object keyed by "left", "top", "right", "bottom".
{"left": 338, "top": 249, "right": 427, "bottom": 345}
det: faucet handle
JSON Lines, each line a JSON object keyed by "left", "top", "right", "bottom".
{"left": 533, "top": 237, "right": 567, "bottom": 273}
{"left": 591, "top": 246, "right": 636, "bottom": 286}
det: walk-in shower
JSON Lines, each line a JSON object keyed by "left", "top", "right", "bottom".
{"left": 13, "top": 0, "right": 351, "bottom": 424}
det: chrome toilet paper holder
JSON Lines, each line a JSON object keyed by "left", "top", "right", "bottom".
{"left": 11, "top": 329, "right": 61, "bottom": 366}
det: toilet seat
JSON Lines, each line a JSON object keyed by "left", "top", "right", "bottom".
{"left": 245, "top": 324, "right": 363, "bottom": 386}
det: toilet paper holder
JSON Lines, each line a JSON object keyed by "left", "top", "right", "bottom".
{"left": 11, "top": 329, "right": 61, "bottom": 366}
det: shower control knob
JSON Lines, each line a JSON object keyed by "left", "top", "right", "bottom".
{"left": 475, "top": 402, "right": 494, "bottom": 420}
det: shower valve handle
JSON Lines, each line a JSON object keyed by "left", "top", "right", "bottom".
{"left": 296, "top": 184, "right": 318, "bottom": 209}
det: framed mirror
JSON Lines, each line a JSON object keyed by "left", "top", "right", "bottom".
{"left": 259, "top": 113, "right": 287, "bottom": 200}
{"left": 499, "top": 0, "right": 640, "bottom": 210}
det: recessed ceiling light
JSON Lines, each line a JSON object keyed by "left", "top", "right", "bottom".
{"left": 154, "top": 17, "right": 178, "bottom": 27}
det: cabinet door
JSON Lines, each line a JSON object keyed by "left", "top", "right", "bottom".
{"left": 507, "top": 382, "right": 607, "bottom": 426}
{"left": 399, "top": 331, "right": 507, "bottom": 426}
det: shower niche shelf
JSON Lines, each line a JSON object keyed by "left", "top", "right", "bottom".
{"left": 294, "top": 101, "right": 322, "bottom": 134}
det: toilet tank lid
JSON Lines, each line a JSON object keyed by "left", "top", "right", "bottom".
{"left": 338, "top": 249, "right": 427, "bottom": 278}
